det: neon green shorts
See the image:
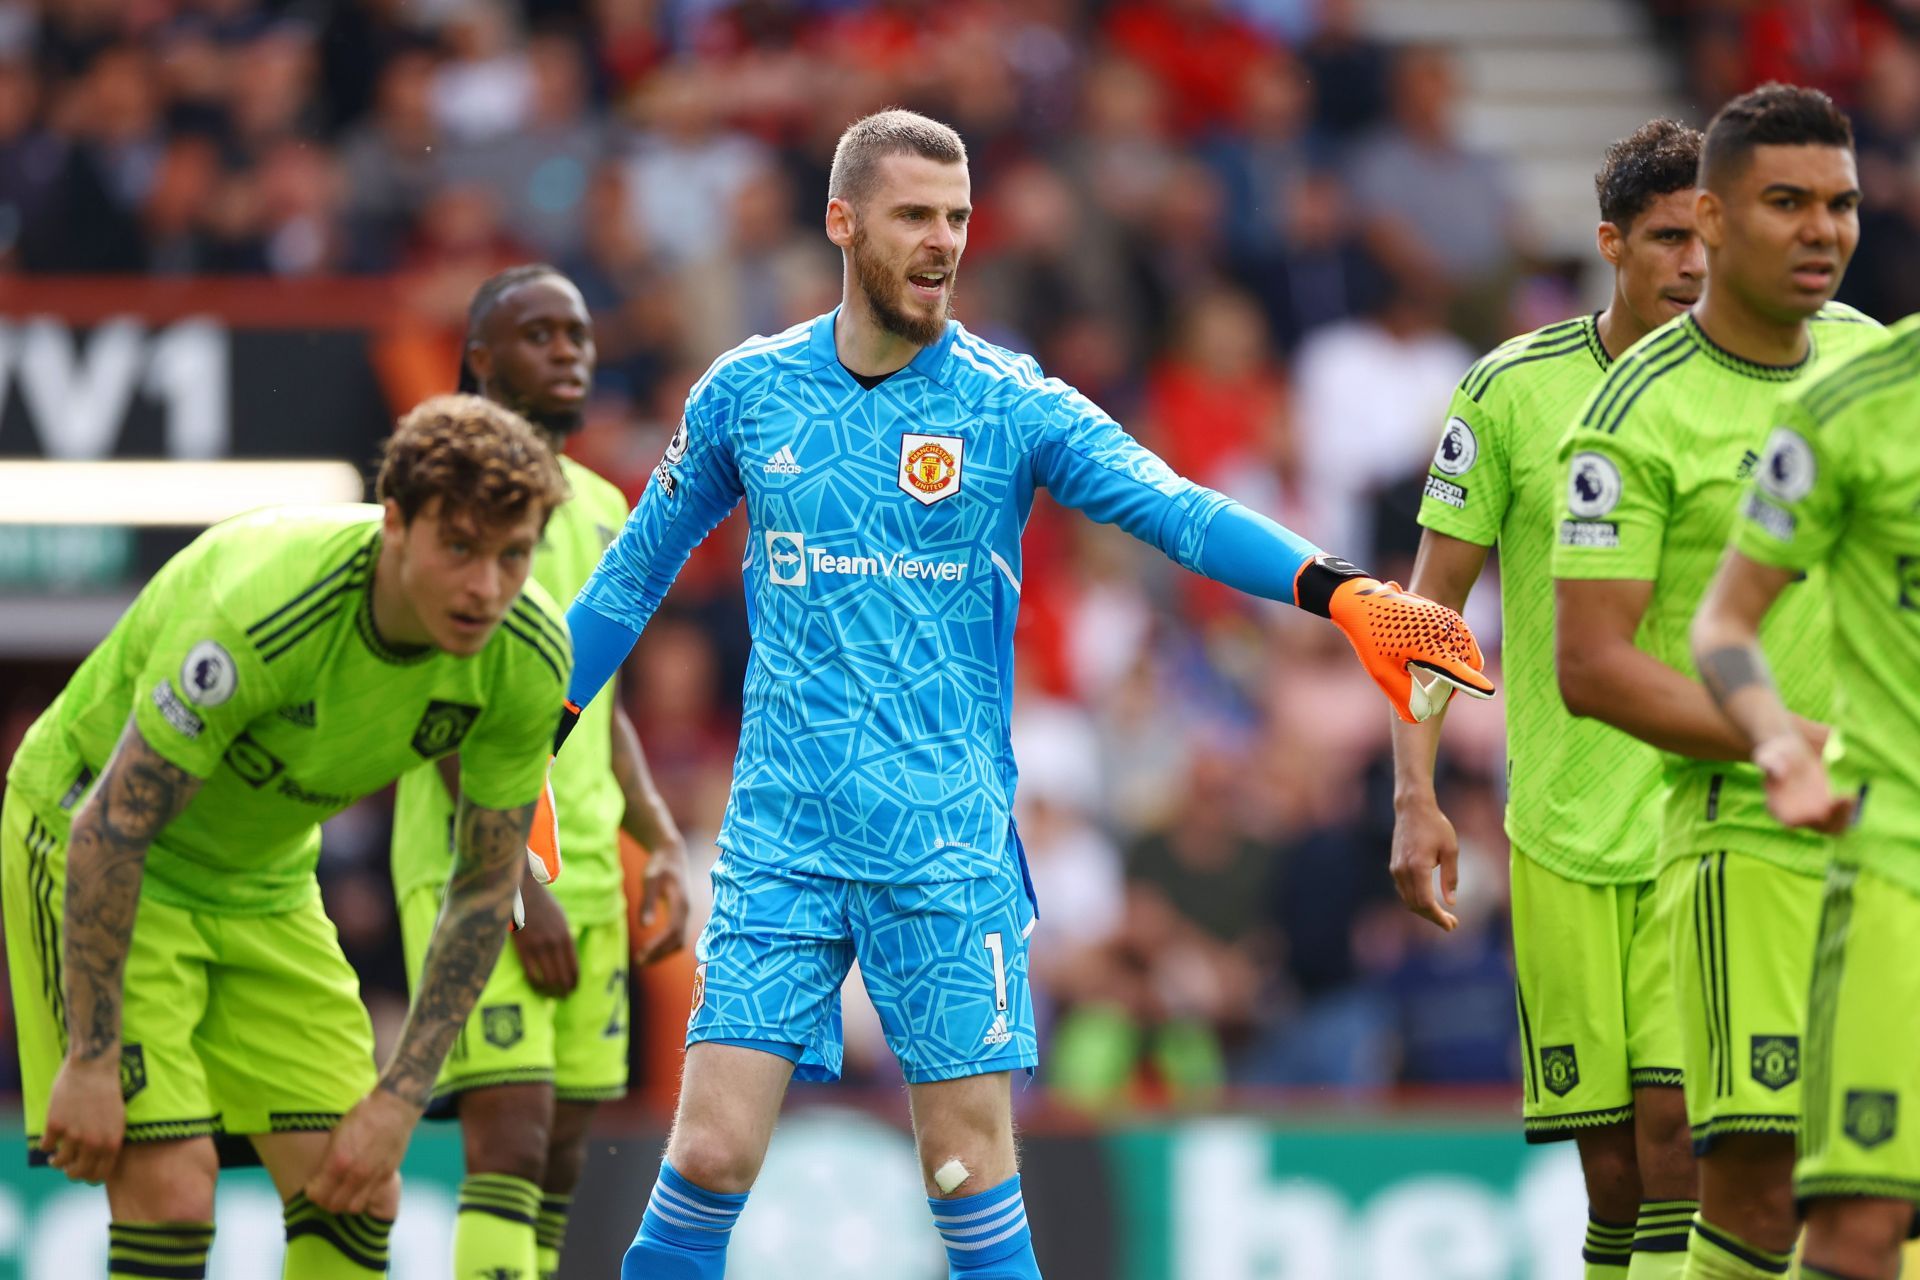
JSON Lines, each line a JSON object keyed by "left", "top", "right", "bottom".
{"left": 400, "top": 885, "right": 629, "bottom": 1105}
{"left": 1661, "top": 849, "right": 1823, "bottom": 1154}
{"left": 2, "top": 790, "right": 376, "bottom": 1156}
{"left": 1511, "top": 850, "right": 1681, "bottom": 1141}
{"left": 1798, "top": 859, "right": 1920, "bottom": 1206}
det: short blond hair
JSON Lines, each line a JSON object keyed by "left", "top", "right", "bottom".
{"left": 377, "top": 394, "right": 568, "bottom": 530}
{"left": 828, "top": 109, "right": 967, "bottom": 207}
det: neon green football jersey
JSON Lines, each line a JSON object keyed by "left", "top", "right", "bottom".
{"left": 1419, "top": 312, "right": 1662, "bottom": 884}
{"left": 1551, "top": 303, "right": 1885, "bottom": 877}
{"left": 391, "top": 455, "right": 631, "bottom": 923}
{"left": 5, "top": 506, "right": 570, "bottom": 915}
{"left": 1732, "top": 315, "right": 1920, "bottom": 895}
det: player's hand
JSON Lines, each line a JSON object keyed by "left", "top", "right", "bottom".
{"left": 1303, "top": 560, "right": 1495, "bottom": 723}
{"left": 40, "top": 1054, "right": 125, "bottom": 1183}
{"left": 527, "top": 760, "right": 561, "bottom": 885}
{"left": 511, "top": 877, "right": 579, "bottom": 996}
{"left": 1754, "top": 732, "right": 1852, "bottom": 834}
{"left": 634, "top": 843, "right": 691, "bottom": 967}
{"left": 303, "top": 1087, "right": 418, "bottom": 1216}
{"left": 1390, "top": 794, "right": 1461, "bottom": 932}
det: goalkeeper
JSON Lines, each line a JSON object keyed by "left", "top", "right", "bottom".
{"left": 557, "top": 109, "right": 1493, "bottom": 1280}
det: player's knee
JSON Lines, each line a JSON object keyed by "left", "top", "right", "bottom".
{"left": 666, "top": 1127, "right": 760, "bottom": 1195}
{"left": 460, "top": 1090, "right": 555, "bottom": 1183}
{"left": 1805, "top": 1197, "right": 1911, "bottom": 1264}
{"left": 1574, "top": 1127, "right": 1640, "bottom": 1220}
{"left": 111, "top": 1139, "right": 219, "bottom": 1221}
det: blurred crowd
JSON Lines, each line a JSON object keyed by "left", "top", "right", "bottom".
{"left": 3, "top": 0, "right": 1919, "bottom": 1113}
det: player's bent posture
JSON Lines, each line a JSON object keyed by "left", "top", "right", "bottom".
{"left": 1392, "top": 119, "right": 1704, "bottom": 1280}
{"left": 1692, "top": 316, "right": 1920, "bottom": 1280}
{"left": 557, "top": 110, "right": 1491, "bottom": 1280}
{"left": 391, "top": 266, "right": 689, "bottom": 1280}
{"left": 1550, "top": 85, "right": 1882, "bottom": 1280}
{"left": 1, "top": 398, "right": 571, "bottom": 1280}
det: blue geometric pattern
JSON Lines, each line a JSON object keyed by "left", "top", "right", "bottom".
{"left": 579, "top": 308, "right": 1231, "bottom": 883}
{"left": 689, "top": 851, "right": 1038, "bottom": 1084}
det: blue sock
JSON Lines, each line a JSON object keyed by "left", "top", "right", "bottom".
{"left": 928, "top": 1174, "right": 1041, "bottom": 1278}
{"left": 621, "top": 1162, "right": 747, "bottom": 1280}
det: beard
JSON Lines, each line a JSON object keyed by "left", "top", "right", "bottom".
{"left": 522, "top": 404, "right": 586, "bottom": 439}
{"left": 853, "top": 224, "right": 952, "bottom": 347}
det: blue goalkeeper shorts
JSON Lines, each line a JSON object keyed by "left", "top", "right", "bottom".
{"left": 688, "top": 849, "right": 1039, "bottom": 1084}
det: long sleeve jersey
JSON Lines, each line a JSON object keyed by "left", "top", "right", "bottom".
{"left": 571, "top": 310, "right": 1318, "bottom": 883}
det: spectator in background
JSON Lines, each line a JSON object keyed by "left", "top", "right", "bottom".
{"left": 339, "top": 47, "right": 447, "bottom": 270}
{"left": 0, "top": 59, "right": 61, "bottom": 267}
{"left": 1348, "top": 44, "right": 1524, "bottom": 341}
{"left": 618, "top": 63, "right": 770, "bottom": 266}
{"left": 1103, "top": 0, "right": 1272, "bottom": 138}
{"left": 1203, "top": 51, "right": 1319, "bottom": 266}
{"left": 1299, "top": 0, "right": 1392, "bottom": 141}
{"left": 1105, "top": 744, "right": 1280, "bottom": 1104}
{"left": 1838, "top": 36, "right": 1920, "bottom": 318}
{"left": 430, "top": 0, "right": 534, "bottom": 142}
{"left": 1290, "top": 275, "right": 1473, "bottom": 569}
{"left": 1250, "top": 169, "right": 1384, "bottom": 351}
{"left": 1141, "top": 286, "right": 1298, "bottom": 572}
{"left": 19, "top": 44, "right": 160, "bottom": 272}
{"left": 444, "top": 31, "right": 605, "bottom": 259}
{"left": 1744, "top": 0, "right": 1892, "bottom": 111}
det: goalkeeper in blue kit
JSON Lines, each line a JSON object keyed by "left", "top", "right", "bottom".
{"left": 557, "top": 110, "right": 1494, "bottom": 1280}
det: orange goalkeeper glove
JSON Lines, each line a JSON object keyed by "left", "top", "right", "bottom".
{"left": 527, "top": 758, "right": 561, "bottom": 885}
{"left": 1294, "top": 554, "right": 1495, "bottom": 723}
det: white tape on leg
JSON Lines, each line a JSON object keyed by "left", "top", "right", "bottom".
{"left": 933, "top": 1158, "right": 971, "bottom": 1195}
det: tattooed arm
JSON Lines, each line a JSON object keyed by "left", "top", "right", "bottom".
{"left": 305, "top": 795, "right": 531, "bottom": 1214}
{"left": 42, "top": 719, "right": 202, "bottom": 1182}
{"left": 1692, "top": 550, "right": 1849, "bottom": 831}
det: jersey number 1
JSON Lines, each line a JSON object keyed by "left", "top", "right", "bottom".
{"left": 983, "top": 931, "right": 1008, "bottom": 1012}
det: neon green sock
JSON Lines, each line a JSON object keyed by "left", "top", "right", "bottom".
{"left": 1585, "top": 1211, "right": 1633, "bottom": 1278}
{"left": 453, "top": 1172, "right": 540, "bottom": 1280}
{"left": 1627, "top": 1198, "right": 1696, "bottom": 1279}
{"left": 110, "top": 1221, "right": 214, "bottom": 1278}
{"left": 1681, "top": 1214, "right": 1789, "bottom": 1279}
{"left": 536, "top": 1193, "right": 572, "bottom": 1280}
{"left": 282, "top": 1193, "right": 393, "bottom": 1277}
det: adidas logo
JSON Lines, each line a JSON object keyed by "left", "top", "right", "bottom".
{"left": 983, "top": 1014, "right": 1012, "bottom": 1047}
{"left": 764, "top": 446, "right": 803, "bottom": 476}
{"left": 278, "top": 701, "right": 316, "bottom": 728}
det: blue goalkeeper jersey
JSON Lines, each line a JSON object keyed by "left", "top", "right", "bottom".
{"left": 577, "top": 310, "right": 1249, "bottom": 884}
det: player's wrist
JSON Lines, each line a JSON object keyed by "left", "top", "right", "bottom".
{"left": 1392, "top": 784, "right": 1440, "bottom": 813}
{"left": 373, "top": 1077, "right": 430, "bottom": 1114}
{"left": 1292, "top": 554, "right": 1372, "bottom": 617}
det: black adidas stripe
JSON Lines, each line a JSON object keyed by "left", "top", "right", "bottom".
{"left": 1595, "top": 337, "right": 1698, "bottom": 435}
{"left": 1463, "top": 320, "right": 1589, "bottom": 398}
{"left": 1582, "top": 326, "right": 1693, "bottom": 432}
{"left": 500, "top": 617, "right": 565, "bottom": 684}
{"left": 253, "top": 573, "right": 368, "bottom": 661}
{"left": 246, "top": 545, "right": 372, "bottom": 639}
{"left": 1465, "top": 334, "right": 1595, "bottom": 403}
{"left": 511, "top": 599, "right": 569, "bottom": 653}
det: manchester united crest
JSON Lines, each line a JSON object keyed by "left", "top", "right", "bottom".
{"left": 1541, "top": 1044, "right": 1580, "bottom": 1097}
{"left": 482, "top": 1003, "right": 524, "bottom": 1049}
{"left": 898, "top": 433, "right": 964, "bottom": 506}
